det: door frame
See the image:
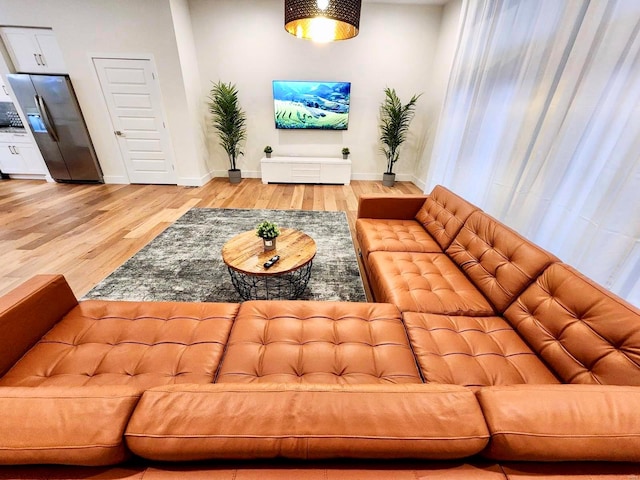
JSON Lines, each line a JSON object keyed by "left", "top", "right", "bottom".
{"left": 90, "top": 53, "right": 177, "bottom": 185}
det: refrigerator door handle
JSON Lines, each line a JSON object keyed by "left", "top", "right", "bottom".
{"left": 34, "top": 94, "right": 59, "bottom": 142}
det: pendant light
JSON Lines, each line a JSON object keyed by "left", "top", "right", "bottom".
{"left": 284, "top": 0, "right": 362, "bottom": 42}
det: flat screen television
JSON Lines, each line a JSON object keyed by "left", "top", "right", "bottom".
{"left": 273, "top": 80, "right": 350, "bottom": 130}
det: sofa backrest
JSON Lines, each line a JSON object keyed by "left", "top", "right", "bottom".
{"left": 504, "top": 263, "right": 640, "bottom": 385}
{"left": 446, "top": 211, "right": 557, "bottom": 313}
{"left": 415, "top": 185, "right": 479, "bottom": 250}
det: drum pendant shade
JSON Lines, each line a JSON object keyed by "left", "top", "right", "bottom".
{"left": 284, "top": 0, "right": 362, "bottom": 42}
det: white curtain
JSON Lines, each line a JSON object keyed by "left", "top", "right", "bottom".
{"left": 426, "top": 0, "right": 640, "bottom": 306}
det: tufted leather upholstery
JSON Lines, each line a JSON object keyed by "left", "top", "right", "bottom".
{"left": 0, "top": 300, "right": 238, "bottom": 389}
{"left": 504, "top": 263, "right": 640, "bottom": 385}
{"left": 415, "top": 185, "right": 479, "bottom": 250}
{"left": 446, "top": 211, "right": 557, "bottom": 313}
{"left": 403, "top": 313, "right": 559, "bottom": 387}
{"left": 216, "top": 301, "right": 422, "bottom": 384}
{"left": 356, "top": 219, "right": 443, "bottom": 262}
{"left": 368, "top": 251, "right": 495, "bottom": 316}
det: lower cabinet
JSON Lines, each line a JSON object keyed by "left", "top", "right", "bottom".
{"left": 0, "top": 142, "right": 46, "bottom": 175}
{"left": 261, "top": 156, "right": 352, "bottom": 185}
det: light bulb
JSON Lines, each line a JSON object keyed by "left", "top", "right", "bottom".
{"left": 309, "top": 17, "right": 337, "bottom": 43}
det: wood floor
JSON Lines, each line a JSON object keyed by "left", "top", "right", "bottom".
{"left": 0, "top": 178, "right": 422, "bottom": 299}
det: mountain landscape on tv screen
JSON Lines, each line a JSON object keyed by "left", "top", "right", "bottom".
{"left": 273, "top": 81, "right": 350, "bottom": 130}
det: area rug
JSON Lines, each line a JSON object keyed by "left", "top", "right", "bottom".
{"left": 84, "top": 208, "right": 366, "bottom": 303}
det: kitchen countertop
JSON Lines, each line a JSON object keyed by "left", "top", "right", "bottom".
{"left": 0, "top": 127, "right": 27, "bottom": 134}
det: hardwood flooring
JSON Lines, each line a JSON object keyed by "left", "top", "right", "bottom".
{"left": 0, "top": 178, "right": 422, "bottom": 299}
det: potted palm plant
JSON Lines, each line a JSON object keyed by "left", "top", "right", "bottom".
{"left": 379, "top": 87, "right": 421, "bottom": 187}
{"left": 256, "top": 220, "right": 280, "bottom": 251}
{"left": 208, "top": 81, "right": 247, "bottom": 184}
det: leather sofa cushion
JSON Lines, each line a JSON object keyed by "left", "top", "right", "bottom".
{"left": 0, "top": 386, "right": 141, "bottom": 466}
{"left": 447, "top": 211, "right": 556, "bottom": 313}
{"left": 216, "top": 301, "right": 422, "bottom": 384}
{"left": 415, "top": 185, "right": 478, "bottom": 250}
{"left": 0, "top": 300, "right": 238, "bottom": 388}
{"left": 504, "top": 263, "right": 640, "bottom": 385}
{"left": 403, "top": 313, "right": 559, "bottom": 387}
{"left": 356, "top": 218, "right": 443, "bottom": 260}
{"left": 0, "top": 274, "right": 78, "bottom": 377}
{"left": 477, "top": 385, "right": 640, "bottom": 462}
{"left": 368, "top": 252, "right": 495, "bottom": 315}
{"left": 126, "top": 383, "right": 490, "bottom": 461}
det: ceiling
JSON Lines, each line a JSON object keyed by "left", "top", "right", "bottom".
{"left": 362, "top": 0, "right": 449, "bottom": 5}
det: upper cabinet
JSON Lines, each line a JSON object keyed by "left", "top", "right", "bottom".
{"left": 0, "top": 27, "right": 67, "bottom": 74}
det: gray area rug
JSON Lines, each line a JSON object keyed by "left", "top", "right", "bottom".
{"left": 85, "top": 208, "right": 366, "bottom": 303}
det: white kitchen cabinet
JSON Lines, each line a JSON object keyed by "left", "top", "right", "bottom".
{"left": 0, "top": 133, "right": 46, "bottom": 175}
{"left": 0, "top": 81, "right": 11, "bottom": 102}
{"left": 0, "top": 27, "right": 67, "bottom": 74}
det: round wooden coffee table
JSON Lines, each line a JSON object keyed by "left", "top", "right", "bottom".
{"left": 221, "top": 228, "right": 316, "bottom": 300}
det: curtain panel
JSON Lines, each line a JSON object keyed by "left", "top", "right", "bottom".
{"left": 427, "top": 0, "right": 640, "bottom": 306}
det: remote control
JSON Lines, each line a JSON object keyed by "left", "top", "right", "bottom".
{"left": 263, "top": 255, "right": 280, "bottom": 269}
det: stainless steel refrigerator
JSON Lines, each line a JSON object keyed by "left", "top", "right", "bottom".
{"left": 7, "top": 74, "right": 103, "bottom": 183}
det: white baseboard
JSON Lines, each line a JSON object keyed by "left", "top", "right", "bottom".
{"left": 411, "top": 175, "right": 427, "bottom": 192}
{"left": 350, "top": 172, "right": 415, "bottom": 183}
{"left": 177, "top": 172, "right": 213, "bottom": 187}
{"left": 211, "top": 169, "right": 261, "bottom": 179}
{"left": 102, "top": 175, "right": 129, "bottom": 184}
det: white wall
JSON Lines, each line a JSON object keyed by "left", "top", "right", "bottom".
{"left": 415, "top": 0, "right": 462, "bottom": 191}
{"left": 0, "top": 0, "right": 445, "bottom": 184}
{"left": 0, "top": 0, "right": 206, "bottom": 185}
{"left": 189, "top": 0, "right": 442, "bottom": 180}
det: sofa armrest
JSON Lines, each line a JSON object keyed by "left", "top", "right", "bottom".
{"left": 477, "top": 385, "right": 640, "bottom": 462}
{"left": 357, "top": 194, "right": 428, "bottom": 220}
{"left": 0, "top": 275, "right": 78, "bottom": 377}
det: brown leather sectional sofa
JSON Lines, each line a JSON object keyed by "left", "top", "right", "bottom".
{"left": 0, "top": 185, "right": 639, "bottom": 479}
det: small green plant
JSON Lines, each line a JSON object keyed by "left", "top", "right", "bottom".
{"left": 342, "top": 147, "right": 350, "bottom": 155}
{"left": 256, "top": 220, "right": 280, "bottom": 239}
{"left": 264, "top": 145, "right": 273, "bottom": 154}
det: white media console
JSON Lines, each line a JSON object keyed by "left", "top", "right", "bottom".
{"left": 261, "top": 156, "right": 351, "bottom": 185}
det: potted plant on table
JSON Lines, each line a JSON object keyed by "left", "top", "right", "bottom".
{"left": 264, "top": 145, "right": 273, "bottom": 158}
{"left": 256, "top": 220, "right": 280, "bottom": 251}
{"left": 379, "top": 87, "right": 421, "bottom": 187}
{"left": 208, "top": 81, "right": 247, "bottom": 184}
{"left": 342, "top": 147, "right": 350, "bottom": 159}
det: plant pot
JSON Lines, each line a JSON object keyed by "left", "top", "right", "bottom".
{"left": 228, "top": 169, "right": 242, "bottom": 184}
{"left": 343, "top": 155, "right": 348, "bottom": 160}
{"left": 265, "top": 153, "right": 271, "bottom": 158}
{"left": 262, "top": 237, "right": 276, "bottom": 251}
{"left": 382, "top": 172, "right": 396, "bottom": 187}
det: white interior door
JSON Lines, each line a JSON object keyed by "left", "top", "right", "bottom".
{"left": 93, "top": 57, "right": 176, "bottom": 184}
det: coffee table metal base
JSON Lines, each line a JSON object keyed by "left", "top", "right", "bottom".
{"left": 227, "top": 261, "right": 313, "bottom": 300}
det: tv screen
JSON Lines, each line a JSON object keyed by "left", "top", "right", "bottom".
{"left": 273, "top": 80, "right": 350, "bottom": 130}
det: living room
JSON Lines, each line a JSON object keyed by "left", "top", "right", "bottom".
{"left": 0, "top": 0, "right": 637, "bottom": 306}
{"left": 0, "top": 1, "right": 640, "bottom": 478}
